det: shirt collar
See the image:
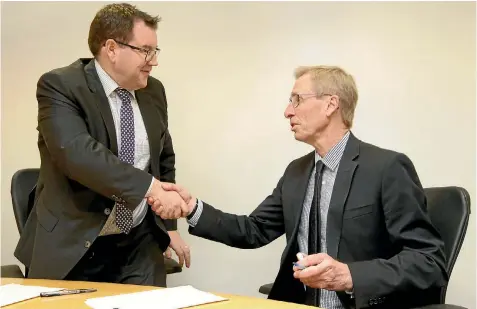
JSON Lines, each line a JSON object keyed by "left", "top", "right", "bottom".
{"left": 315, "top": 131, "right": 351, "bottom": 171}
{"left": 94, "top": 59, "right": 135, "bottom": 99}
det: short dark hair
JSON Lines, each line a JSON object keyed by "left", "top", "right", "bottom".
{"left": 88, "top": 3, "right": 161, "bottom": 56}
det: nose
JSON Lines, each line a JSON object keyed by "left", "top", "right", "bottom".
{"left": 148, "top": 54, "right": 159, "bottom": 66}
{"left": 284, "top": 103, "right": 295, "bottom": 119}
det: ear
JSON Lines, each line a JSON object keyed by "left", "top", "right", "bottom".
{"left": 325, "top": 95, "right": 340, "bottom": 117}
{"left": 104, "top": 39, "right": 119, "bottom": 62}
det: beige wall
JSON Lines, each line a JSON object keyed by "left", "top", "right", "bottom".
{"left": 1, "top": 1, "right": 475, "bottom": 308}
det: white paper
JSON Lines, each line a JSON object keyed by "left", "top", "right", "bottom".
{"left": 85, "top": 285, "right": 228, "bottom": 309}
{"left": 0, "top": 283, "right": 64, "bottom": 307}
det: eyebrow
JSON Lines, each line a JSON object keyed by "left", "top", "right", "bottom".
{"left": 141, "top": 44, "right": 158, "bottom": 50}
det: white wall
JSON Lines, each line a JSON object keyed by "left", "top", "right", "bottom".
{"left": 1, "top": 2, "right": 475, "bottom": 308}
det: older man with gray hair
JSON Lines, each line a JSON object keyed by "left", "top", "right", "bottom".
{"left": 153, "top": 65, "right": 447, "bottom": 309}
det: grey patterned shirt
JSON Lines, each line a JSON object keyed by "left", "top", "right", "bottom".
{"left": 298, "top": 131, "right": 350, "bottom": 309}
{"left": 189, "top": 131, "right": 350, "bottom": 309}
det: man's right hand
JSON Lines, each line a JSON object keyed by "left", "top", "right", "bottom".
{"left": 146, "top": 179, "right": 189, "bottom": 219}
{"left": 148, "top": 182, "right": 196, "bottom": 217}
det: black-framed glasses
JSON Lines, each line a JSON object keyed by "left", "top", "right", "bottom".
{"left": 115, "top": 40, "right": 160, "bottom": 62}
{"left": 289, "top": 93, "right": 332, "bottom": 108}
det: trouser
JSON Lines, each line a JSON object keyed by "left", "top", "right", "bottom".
{"left": 65, "top": 213, "right": 166, "bottom": 287}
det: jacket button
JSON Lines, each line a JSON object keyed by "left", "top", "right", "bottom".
{"left": 104, "top": 208, "right": 111, "bottom": 215}
{"left": 84, "top": 241, "right": 91, "bottom": 248}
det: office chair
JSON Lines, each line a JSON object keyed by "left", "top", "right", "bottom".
{"left": 1, "top": 168, "right": 182, "bottom": 278}
{"left": 258, "top": 186, "right": 471, "bottom": 309}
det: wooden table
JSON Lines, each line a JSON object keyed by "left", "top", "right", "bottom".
{"left": 1, "top": 278, "right": 313, "bottom": 309}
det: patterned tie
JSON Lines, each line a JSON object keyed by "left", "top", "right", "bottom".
{"left": 115, "top": 88, "right": 135, "bottom": 234}
{"left": 305, "top": 160, "right": 324, "bottom": 307}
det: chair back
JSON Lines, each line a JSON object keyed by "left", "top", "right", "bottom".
{"left": 10, "top": 168, "right": 40, "bottom": 234}
{"left": 424, "top": 186, "right": 471, "bottom": 303}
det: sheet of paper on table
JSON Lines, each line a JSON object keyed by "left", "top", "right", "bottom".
{"left": 85, "top": 285, "right": 228, "bottom": 309}
{"left": 0, "top": 283, "right": 64, "bottom": 307}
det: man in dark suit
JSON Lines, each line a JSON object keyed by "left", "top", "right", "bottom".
{"left": 154, "top": 66, "right": 448, "bottom": 308}
{"left": 14, "top": 3, "right": 191, "bottom": 287}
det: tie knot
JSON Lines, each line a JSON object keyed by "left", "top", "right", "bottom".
{"left": 116, "top": 88, "right": 131, "bottom": 103}
{"left": 316, "top": 160, "right": 324, "bottom": 173}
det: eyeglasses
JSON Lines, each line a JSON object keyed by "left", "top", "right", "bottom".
{"left": 289, "top": 93, "right": 332, "bottom": 108}
{"left": 115, "top": 40, "right": 160, "bottom": 62}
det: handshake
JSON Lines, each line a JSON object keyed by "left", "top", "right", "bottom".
{"left": 145, "top": 179, "right": 196, "bottom": 219}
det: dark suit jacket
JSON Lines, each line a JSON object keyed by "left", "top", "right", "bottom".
{"left": 14, "top": 58, "right": 177, "bottom": 280}
{"left": 189, "top": 133, "right": 448, "bottom": 309}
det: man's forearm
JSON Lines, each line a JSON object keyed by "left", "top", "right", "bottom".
{"left": 348, "top": 251, "right": 445, "bottom": 308}
{"left": 44, "top": 132, "right": 153, "bottom": 208}
{"left": 38, "top": 72, "right": 153, "bottom": 208}
{"left": 187, "top": 201, "right": 284, "bottom": 249}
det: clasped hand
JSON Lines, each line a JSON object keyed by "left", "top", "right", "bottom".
{"left": 293, "top": 253, "right": 353, "bottom": 292}
{"left": 146, "top": 179, "right": 196, "bottom": 219}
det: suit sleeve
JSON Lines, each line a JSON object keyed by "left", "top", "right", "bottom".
{"left": 188, "top": 175, "right": 286, "bottom": 249}
{"left": 157, "top": 83, "right": 177, "bottom": 231}
{"left": 37, "top": 71, "right": 152, "bottom": 210}
{"left": 347, "top": 153, "right": 448, "bottom": 308}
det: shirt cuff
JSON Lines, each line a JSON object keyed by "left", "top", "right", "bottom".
{"left": 187, "top": 199, "right": 203, "bottom": 227}
{"left": 345, "top": 288, "right": 355, "bottom": 299}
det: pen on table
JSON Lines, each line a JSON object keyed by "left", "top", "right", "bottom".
{"left": 40, "top": 288, "right": 97, "bottom": 297}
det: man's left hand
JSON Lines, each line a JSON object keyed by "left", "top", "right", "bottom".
{"left": 165, "top": 231, "right": 191, "bottom": 268}
{"left": 293, "top": 253, "right": 353, "bottom": 291}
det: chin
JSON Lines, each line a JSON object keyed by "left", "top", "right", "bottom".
{"left": 293, "top": 131, "right": 305, "bottom": 142}
{"left": 137, "top": 80, "right": 148, "bottom": 89}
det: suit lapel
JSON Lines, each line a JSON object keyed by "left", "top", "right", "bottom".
{"left": 326, "top": 133, "right": 360, "bottom": 259}
{"left": 269, "top": 153, "right": 315, "bottom": 303}
{"left": 84, "top": 60, "right": 118, "bottom": 155}
{"left": 290, "top": 152, "right": 315, "bottom": 232}
{"left": 136, "top": 89, "right": 161, "bottom": 174}
{"left": 279, "top": 152, "right": 314, "bottom": 266}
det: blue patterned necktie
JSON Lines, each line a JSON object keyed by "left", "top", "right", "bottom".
{"left": 115, "top": 88, "right": 135, "bottom": 234}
